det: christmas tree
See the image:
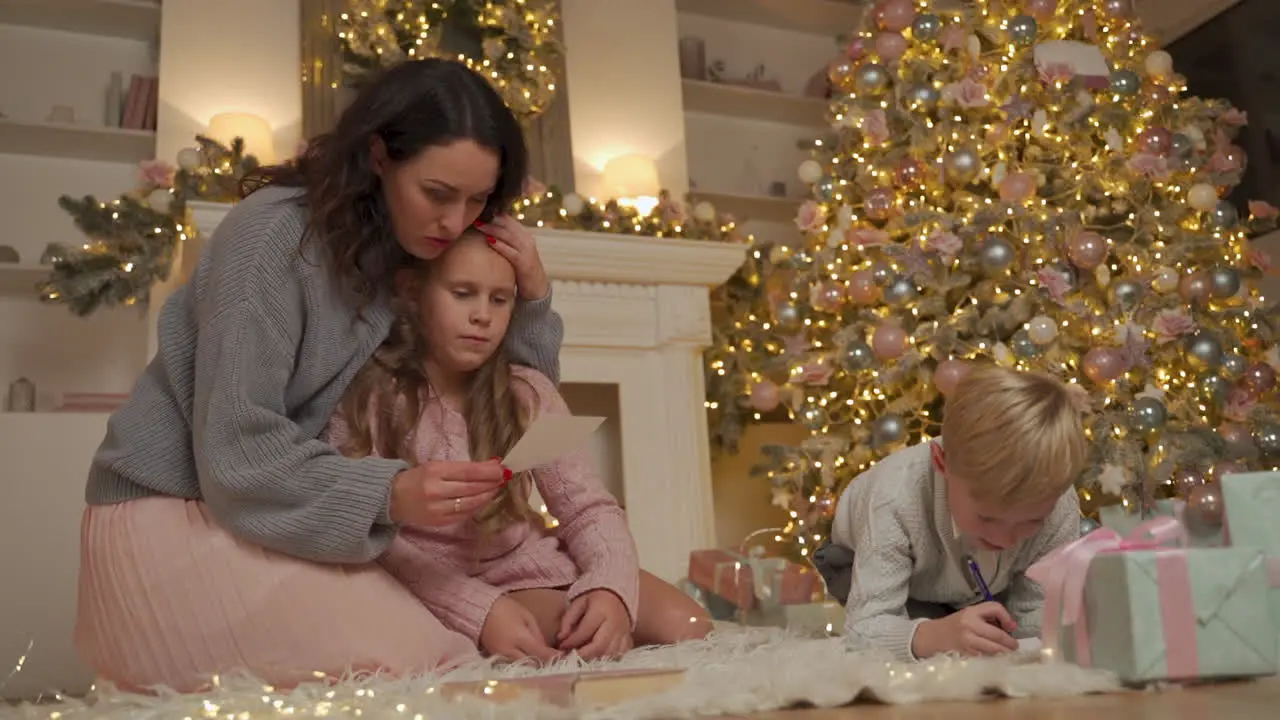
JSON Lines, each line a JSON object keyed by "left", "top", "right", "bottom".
{"left": 39, "top": 136, "right": 259, "bottom": 316}
{"left": 710, "top": 0, "right": 1280, "bottom": 559}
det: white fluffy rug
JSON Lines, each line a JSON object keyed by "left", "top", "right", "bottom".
{"left": 3, "top": 628, "right": 1122, "bottom": 719}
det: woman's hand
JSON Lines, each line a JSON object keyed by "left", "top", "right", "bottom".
{"left": 389, "top": 459, "right": 509, "bottom": 528}
{"left": 479, "top": 595, "right": 561, "bottom": 664}
{"left": 556, "top": 590, "right": 633, "bottom": 660}
{"left": 475, "top": 215, "right": 550, "bottom": 300}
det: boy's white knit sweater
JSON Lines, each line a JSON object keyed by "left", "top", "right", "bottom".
{"left": 829, "top": 440, "right": 1080, "bottom": 662}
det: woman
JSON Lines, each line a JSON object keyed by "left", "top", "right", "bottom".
{"left": 75, "top": 59, "right": 563, "bottom": 692}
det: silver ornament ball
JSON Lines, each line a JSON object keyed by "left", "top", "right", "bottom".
{"left": 1170, "top": 133, "right": 1193, "bottom": 158}
{"left": 1255, "top": 422, "right": 1280, "bottom": 455}
{"left": 774, "top": 302, "right": 802, "bottom": 328}
{"left": 1008, "top": 15, "right": 1038, "bottom": 45}
{"left": 1109, "top": 280, "right": 1144, "bottom": 311}
{"left": 1208, "top": 266, "right": 1241, "bottom": 299}
{"left": 1198, "top": 373, "right": 1230, "bottom": 404}
{"left": 911, "top": 13, "right": 943, "bottom": 42}
{"left": 908, "top": 84, "right": 940, "bottom": 111}
{"left": 1079, "top": 517, "right": 1100, "bottom": 536}
{"left": 1010, "top": 329, "right": 1040, "bottom": 358}
{"left": 855, "top": 63, "right": 891, "bottom": 95}
{"left": 842, "top": 340, "right": 875, "bottom": 371}
{"left": 884, "top": 276, "right": 918, "bottom": 305}
{"left": 979, "top": 236, "right": 1016, "bottom": 273}
{"left": 1130, "top": 396, "right": 1168, "bottom": 432}
{"left": 945, "top": 148, "right": 981, "bottom": 184}
{"left": 871, "top": 413, "right": 907, "bottom": 450}
{"left": 815, "top": 177, "right": 837, "bottom": 201}
{"left": 1184, "top": 332, "right": 1223, "bottom": 370}
{"left": 1210, "top": 200, "right": 1239, "bottom": 228}
{"left": 1110, "top": 69, "right": 1140, "bottom": 95}
{"left": 1222, "top": 352, "right": 1247, "bottom": 378}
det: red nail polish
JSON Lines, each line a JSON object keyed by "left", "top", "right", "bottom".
{"left": 502, "top": 467, "right": 513, "bottom": 482}
{"left": 491, "top": 456, "right": 502, "bottom": 462}
{"left": 487, "top": 236, "right": 496, "bottom": 245}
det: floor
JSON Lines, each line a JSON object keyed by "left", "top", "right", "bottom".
{"left": 733, "top": 677, "right": 1280, "bottom": 720}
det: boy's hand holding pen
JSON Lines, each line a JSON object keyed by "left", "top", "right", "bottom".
{"left": 912, "top": 558, "right": 1019, "bottom": 658}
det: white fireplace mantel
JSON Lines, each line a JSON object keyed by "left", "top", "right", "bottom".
{"left": 184, "top": 203, "right": 747, "bottom": 581}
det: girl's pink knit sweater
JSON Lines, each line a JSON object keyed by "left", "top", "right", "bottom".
{"left": 324, "top": 365, "right": 640, "bottom": 642}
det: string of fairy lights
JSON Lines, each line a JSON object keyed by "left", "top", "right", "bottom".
{"left": 704, "top": 0, "right": 1280, "bottom": 560}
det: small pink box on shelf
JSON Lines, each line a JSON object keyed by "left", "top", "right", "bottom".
{"left": 57, "top": 392, "right": 129, "bottom": 413}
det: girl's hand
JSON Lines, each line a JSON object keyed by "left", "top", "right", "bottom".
{"left": 556, "top": 590, "right": 633, "bottom": 660}
{"left": 389, "top": 459, "right": 509, "bottom": 528}
{"left": 475, "top": 215, "right": 550, "bottom": 300}
{"left": 479, "top": 595, "right": 561, "bottom": 664}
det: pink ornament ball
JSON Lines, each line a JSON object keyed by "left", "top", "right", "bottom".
{"left": 749, "top": 380, "right": 780, "bottom": 412}
{"left": 864, "top": 187, "right": 897, "bottom": 221}
{"left": 845, "top": 37, "right": 867, "bottom": 60}
{"left": 874, "top": 31, "right": 908, "bottom": 62}
{"left": 1024, "top": 0, "right": 1059, "bottom": 22}
{"left": 1187, "top": 482, "right": 1224, "bottom": 526}
{"left": 934, "top": 359, "right": 971, "bottom": 396}
{"left": 1179, "top": 271, "right": 1212, "bottom": 304}
{"left": 894, "top": 157, "right": 924, "bottom": 187}
{"left": 847, "top": 270, "right": 882, "bottom": 305}
{"left": 1242, "top": 362, "right": 1277, "bottom": 394}
{"left": 997, "top": 172, "right": 1036, "bottom": 203}
{"left": 1218, "top": 423, "right": 1252, "bottom": 446}
{"left": 1082, "top": 347, "right": 1126, "bottom": 384}
{"left": 871, "top": 322, "right": 909, "bottom": 360}
{"left": 877, "top": 0, "right": 916, "bottom": 32}
{"left": 1066, "top": 231, "right": 1110, "bottom": 270}
{"left": 1137, "top": 126, "right": 1173, "bottom": 156}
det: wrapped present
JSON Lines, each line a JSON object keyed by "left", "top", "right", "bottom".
{"left": 686, "top": 549, "right": 819, "bottom": 614}
{"left": 744, "top": 600, "right": 844, "bottom": 636}
{"left": 1220, "top": 471, "right": 1280, "bottom": 671}
{"left": 1028, "top": 516, "right": 1276, "bottom": 685}
{"left": 1098, "top": 499, "right": 1222, "bottom": 547}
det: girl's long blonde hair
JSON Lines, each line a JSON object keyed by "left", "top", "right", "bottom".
{"left": 336, "top": 258, "right": 540, "bottom": 534}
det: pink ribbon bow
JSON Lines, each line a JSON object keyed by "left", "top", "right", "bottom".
{"left": 1026, "top": 516, "right": 1200, "bottom": 677}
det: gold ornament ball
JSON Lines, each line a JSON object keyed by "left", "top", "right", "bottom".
{"left": 1187, "top": 183, "right": 1218, "bottom": 211}
{"left": 1151, "top": 266, "right": 1179, "bottom": 294}
{"left": 798, "top": 159, "right": 825, "bottom": 184}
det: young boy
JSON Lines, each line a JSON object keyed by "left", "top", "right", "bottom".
{"left": 814, "top": 365, "right": 1086, "bottom": 662}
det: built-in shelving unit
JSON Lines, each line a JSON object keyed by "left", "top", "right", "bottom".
{"left": 0, "top": 118, "right": 154, "bottom": 163}
{"left": 0, "top": 0, "right": 160, "bottom": 41}
{"left": 675, "top": 0, "right": 863, "bottom": 238}
{"left": 0, "top": 263, "right": 48, "bottom": 297}
{"left": 675, "top": 0, "right": 863, "bottom": 37}
{"left": 681, "top": 79, "right": 828, "bottom": 127}
{"left": 0, "top": 0, "right": 160, "bottom": 409}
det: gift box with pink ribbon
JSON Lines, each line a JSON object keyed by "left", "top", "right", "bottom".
{"left": 1220, "top": 471, "right": 1280, "bottom": 671}
{"left": 686, "top": 549, "right": 819, "bottom": 617}
{"left": 1027, "top": 516, "right": 1276, "bottom": 684}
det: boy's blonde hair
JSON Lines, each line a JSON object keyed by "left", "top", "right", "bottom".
{"left": 940, "top": 365, "right": 1087, "bottom": 506}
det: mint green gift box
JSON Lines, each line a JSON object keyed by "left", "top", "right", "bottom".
{"left": 1058, "top": 547, "right": 1275, "bottom": 684}
{"left": 1220, "top": 471, "right": 1280, "bottom": 671}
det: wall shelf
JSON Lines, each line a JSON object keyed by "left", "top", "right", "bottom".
{"left": 689, "top": 191, "right": 801, "bottom": 225}
{"left": 0, "top": 118, "right": 154, "bottom": 163}
{"left": 0, "top": 0, "right": 161, "bottom": 42}
{"left": 0, "top": 263, "right": 48, "bottom": 297}
{"left": 675, "top": 0, "right": 863, "bottom": 36}
{"left": 682, "top": 80, "right": 829, "bottom": 127}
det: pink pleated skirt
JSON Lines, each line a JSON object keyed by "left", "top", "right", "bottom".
{"left": 75, "top": 497, "right": 480, "bottom": 693}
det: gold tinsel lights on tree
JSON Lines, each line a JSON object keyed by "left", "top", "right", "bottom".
{"left": 38, "top": 136, "right": 259, "bottom": 316}
{"left": 335, "top": 0, "right": 562, "bottom": 122}
{"left": 708, "top": 0, "right": 1280, "bottom": 560}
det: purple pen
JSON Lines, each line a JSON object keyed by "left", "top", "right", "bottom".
{"left": 967, "top": 557, "right": 995, "bottom": 602}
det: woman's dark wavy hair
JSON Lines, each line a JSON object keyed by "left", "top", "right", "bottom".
{"left": 240, "top": 58, "right": 528, "bottom": 300}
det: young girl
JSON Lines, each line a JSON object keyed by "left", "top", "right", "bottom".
{"left": 327, "top": 231, "right": 712, "bottom": 662}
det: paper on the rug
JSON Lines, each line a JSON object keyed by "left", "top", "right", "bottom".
{"left": 502, "top": 414, "right": 605, "bottom": 473}
{"left": 1018, "top": 637, "right": 1043, "bottom": 652}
